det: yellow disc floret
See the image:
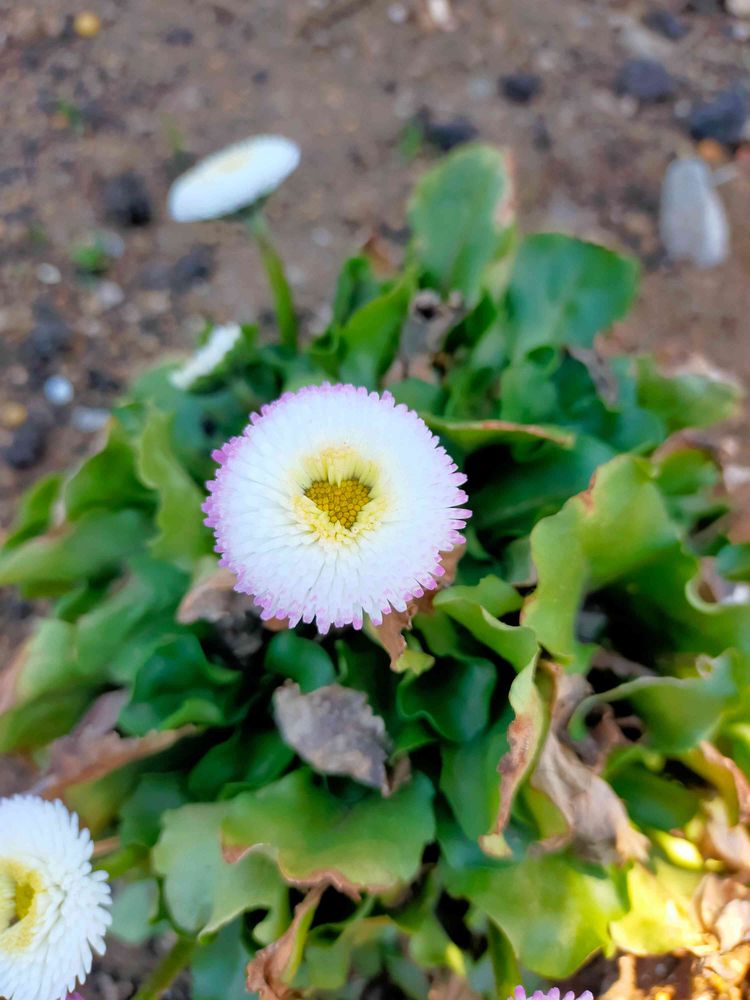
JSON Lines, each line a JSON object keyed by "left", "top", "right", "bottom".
{"left": 0, "top": 860, "right": 44, "bottom": 953}
{"left": 305, "top": 478, "right": 371, "bottom": 530}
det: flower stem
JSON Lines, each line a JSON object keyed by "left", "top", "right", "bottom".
{"left": 131, "top": 936, "right": 197, "bottom": 1000}
{"left": 246, "top": 211, "right": 298, "bottom": 352}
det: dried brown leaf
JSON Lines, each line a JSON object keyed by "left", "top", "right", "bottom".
{"left": 177, "top": 566, "right": 252, "bottom": 624}
{"left": 374, "top": 545, "right": 464, "bottom": 669}
{"left": 531, "top": 664, "right": 649, "bottom": 864}
{"left": 273, "top": 682, "right": 390, "bottom": 792}
{"left": 701, "top": 798, "right": 750, "bottom": 875}
{"left": 693, "top": 741, "right": 750, "bottom": 824}
{"left": 30, "top": 691, "right": 195, "bottom": 798}
{"left": 695, "top": 874, "right": 750, "bottom": 953}
{"left": 246, "top": 885, "right": 325, "bottom": 1000}
{"left": 428, "top": 972, "right": 481, "bottom": 999}
{"left": 491, "top": 711, "right": 539, "bottom": 838}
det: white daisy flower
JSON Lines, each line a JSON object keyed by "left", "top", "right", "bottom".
{"left": 0, "top": 796, "right": 111, "bottom": 1000}
{"left": 203, "top": 383, "right": 470, "bottom": 634}
{"left": 168, "top": 135, "right": 300, "bottom": 222}
{"left": 170, "top": 322, "right": 244, "bottom": 391}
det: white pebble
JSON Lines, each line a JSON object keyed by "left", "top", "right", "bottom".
{"left": 71, "top": 406, "right": 110, "bottom": 432}
{"left": 311, "top": 226, "right": 333, "bottom": 248}
{"left": 44, "top": 375, "right": 74, "bottom": 406}
{"left": 95, "top": 280, "right": 125, "bottom": 310}
{"left": 387, "top": 2, "right": 408, "bottom": 23}
{"left": 37, "top": 262, "right": 61, "bottom": 285}
{"left": 659, "top": 158, "right": 730, "bottom": 269}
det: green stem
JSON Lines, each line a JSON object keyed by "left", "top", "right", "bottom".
{"left": 247, "top": 211, "right": 298, "bottom": 352}
{"left": 131, "top": 936, "right": 197, "bottom": 1000}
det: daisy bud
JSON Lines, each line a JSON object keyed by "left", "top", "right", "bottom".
{"left": 0, "top": 796, "right": 112, "bottom": 1000}
{"left": 170, "top": 323, "right": 245, "bottom": 391}
{"left": 167, "top": 135, "right": 300, "bottom": 222}
{"left": 203, "top": 383, "right": 471, "bottom": 634}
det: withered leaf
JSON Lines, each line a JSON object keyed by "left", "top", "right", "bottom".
{"left": 246, "top": 885, "right": 325, "bottom": 1000}
{"left": 690, "top": 741, "right": 750, "bottom": 825}
{"left": 273, "top": 682, "right": 390, "bottom": 792}
{"left": 374, "top": 545, "right": 465, "bottom": 670}
{"left": 695, "top": 874, "right": 750, "bottom": 953}
{"left": 428, "top": 973, "right": 482, "bottom": 1000}
{"left": 531, "top": 664, "right": 648, "bottom": 864}
{"left": 177, "top": 566, "right": 252, "bottom": 624}
{"left": 30, "top": 691, "right": 195, "bottom": 798}
{"left": 701, "top": 798, "right": 750, "bottom": 875}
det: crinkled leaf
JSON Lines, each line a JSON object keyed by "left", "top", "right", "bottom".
{"left": 135, "top": 407, "right": 213, "bottom": 564}
{"left": 273, "top": 682, "right": 390, "bottom": 791}
{"left": 408, "top": 145, "right": 510, "bottom": 303}
{"left": 398, "top": 656, "right": 496, "bottom": 743}
{"left": 0, "top": 509, "right": 151, "bottom": 596}
{"left": 523, "top": 454, "right": 679, "bottom": 667}
{"left": 443, "top": 851, "right": 627, "bottom": 977}
{"left": 119, "top": 635, "right": 242, "bottom": 735}
{"left": 223, "top": 769, "right": 435, "bottom": 893}
{"left": 504, "top": 234, "right": 638, "bottom": 362}
{"left": 153, "top": 801, "right": 285, "bottom": 937}
{"left": 636, "top": 355, "right": 741, "bottom": 432}
{"left": 3, "top": 472, "right": 63, "bottom": 550}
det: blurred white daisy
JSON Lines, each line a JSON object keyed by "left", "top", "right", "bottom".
{"left": 168, "top": 135, "right": 300, "bottom": 222}
{"left": 0, "top": 796, "right": 111, "bottom": 1000}
{"left": 510, "top": 989, "right": 593, "bottom": 1000}
{"left": 204, "top": 383, "right": 470, "bottom": 633}
{"left": 170, "top": 322, "right": 243, "bottom": 391}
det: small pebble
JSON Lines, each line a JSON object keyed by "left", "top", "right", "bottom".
{"left": 500, "top": 72, "right": 542, "bottom": 104}
{"left": 659, "top": 157, "right": 730, "bottom": 268}
{"left": 163, "top": 26, "right": 194, "bottom": 45}
{"left": 36, "top": 262, "right": 61, "bottom": 285}
{"left": 642, "top": 8, "right": 690, "bottom": 40}
{"left": 387, "top": 2, "right": 408, "bottom": 23}
{"left": 615, "top": 57, "right": 675, "bottom": 103}
{"left": 71, "top": 406, "right": 109, "bottom": 433}
{"left": 0, "top": 402, "right": 28, "bottom": 429}
{"left": 688, "top": 86, "right": 749, "bottom": 145}
{"left": 44, "top": 374, "right": 74, "bottom": 406}
{"left": 74, "top": 11, "right": 101, "bottom": 37}
{"left": 94, "top": 280, "right": 125, "bottom": 310}
{"left": 417, "top": 108, "right": 480, "bottom": 151}
{"left": 311, "top": 226, "right": 333, "bottom": 248}
{"left": 170, "top": 245, "right": 214, "bottom": 293}
{"left": 467, "top": 76, "right": 494, "bottom": 101}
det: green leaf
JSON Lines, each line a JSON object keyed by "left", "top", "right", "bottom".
{"left": 120, "top": 773, "right": 188, "bottom": 847}
{"left": 397, "top": 656, "right": 496, "bottom": 742}
{"left": 65, "top": 420, "right": 153, "bottom": 518}
{"left": 265, "top": 632, "right": 336, "bottom": 692}
{"left": 331, "top": 256, "right": 383, "bottom": 326}
{"left": 248, "top": 211, "right": 297, "bottom": 351}
{"left": 505, "top": 234, "right": 638, "bottom": 361}
{"left": 0, "top": 509, "right": 151, "bottom": 596}
{"left": 135, "top": 408, "right": 213, "bottom": 564}
{"left": 3, "top": 472, "right": 63, "bottom": 549}
{"left": 610, "top": 861, "right": 704, "bottom": 955}
{"left": 188, "top": 730, "right": 294, "bottom": 800}
{"left": 223, "top": 770, "right": 435, "bottom": 891}
{"left": 338, "top": 275, "right": 413, "bottom": 389}
{"left": 119, "top": 635, "right": 242, "bottom": 734}
{"left": 433, "top": 577, "right": 538, "bottom": 671}
{"left": 523, "top": 455, "right": 679, "bottom": 667}
{"left": 444, "top": 852, "right": 626, "bottom": 978}
{"left": 76, "top": 556, "right": 188, "bottom": 685}
{"left": 607, "top": 761, "right": 701, "bottom": 830}
{"left": 154, "top": 801, "right": 284, "bottom": 937}
{"left": 441, "top": 713, "right": 511, "bottom": 840}
{"left": 110, "top": 880, "right": 162, "bottom": 944}
{"left": 424, "top": 414, "right": 575, "bottom": 456}
{"left": 636, "top": 356, "right": 741, "bottom": 432}
{"left": 716, "top": 542, "right": 750, "bottom": 582}
{"left": 408, "top": 145, "right": 510, "bottom": 303}
{"left": 192, "top": 922, "right": 252, "bottom": 1000}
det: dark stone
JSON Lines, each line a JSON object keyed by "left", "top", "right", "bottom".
{"left": 4, "top": 420, "right": 48, "bottom": 470}
{"left": 170, "top": 244, "right": 214, "bottom": 292}
{"left": 688, "top": 86, "right": 749, "bottom": 145}
{"left": 642, "top": 8, "right": 690, "bottom": 40}
{"left": 163, "top": 26, "right": 194, "bottom": 45}
{"left": 252, "top": 68, "right": 270, "bottom": 85}
{"left": 87, "top": 368, "right": 122, "bottom": 394}
{"left": 615, "top": 58, "right": 676, "bottom": 103}
{"left": 22, "top": 302, "right": 71, "bottom": 376}
{"left": 500, "top": 72, "right": 542, "bottom": 104}
{"left": 416, "top": 108, "right": 479, "bottom": 151}
{"left": 102, "top": 171, "right": 153, "bottom": 227}
{"left": 0, "top": 167, "right": 23, "bottom": 186}
{"left": 684, "top": 0, "right": 719, "bottom": 12}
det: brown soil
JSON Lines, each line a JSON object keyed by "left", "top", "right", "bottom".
{"left": 2, "top": 0, "right": 750, "bottom": 996}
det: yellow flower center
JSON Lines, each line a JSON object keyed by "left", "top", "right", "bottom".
{"left": 292, "top": 445, "right": 387, "bottom": 543}
{"left": 304, "top": 479, "right": 371, "bottom": 530}
{"left": 0, "top": 861, "right": 43, "bottom": 953}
